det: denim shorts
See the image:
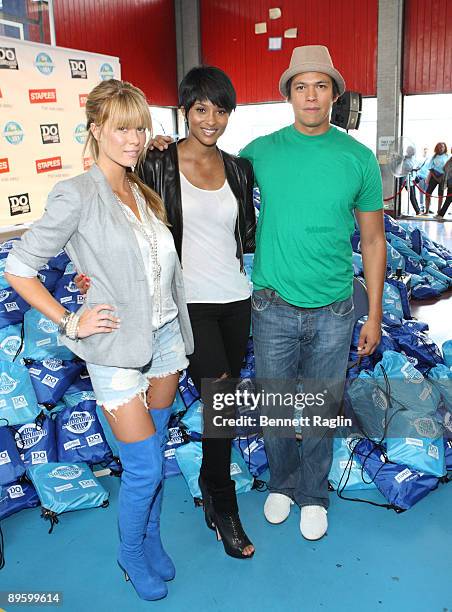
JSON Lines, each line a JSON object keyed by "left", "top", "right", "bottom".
{"left": 86, "top": 316, "right": 189, "bottom": 415}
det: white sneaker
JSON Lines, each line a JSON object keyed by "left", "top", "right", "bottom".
{"left": 264, "top": 493, "right": 294, "bottom": 524}
{"left": 300, "top": 505, "right": 328, "bottom": 540}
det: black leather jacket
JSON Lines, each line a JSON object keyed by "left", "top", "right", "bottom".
{"left": 139, "top": 141, "right": 256, "bottom": 270}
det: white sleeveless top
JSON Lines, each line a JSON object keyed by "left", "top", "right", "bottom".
{"left": 180, "top": 171, "right": 251, "bottom": 304}
{"left": 119, "top": 186, "right": 178, "bottom": 330}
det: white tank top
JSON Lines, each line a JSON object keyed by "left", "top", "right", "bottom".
{"left": 120, "top": 187, "right": 178, "bottom": 330}
{"left": 180, "top": 171, "right": 251, "bottom": 304}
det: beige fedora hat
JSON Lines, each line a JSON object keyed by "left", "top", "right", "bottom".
{"left": 279, "top": 45, "right": 346, "bottom": 97}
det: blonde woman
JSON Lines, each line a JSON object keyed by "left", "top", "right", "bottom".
{"left": 5, "top": 79, "right": 193, "bottom": 601}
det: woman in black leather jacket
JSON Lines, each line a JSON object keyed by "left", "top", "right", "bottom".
{"left": 140, "top": 66, "right": 256, "bottom": 559}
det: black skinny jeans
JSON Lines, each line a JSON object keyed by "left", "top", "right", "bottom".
{"left": 438, "top": 195, "right": 452, "bottom": 217}
{"left": 187, "top": 298, "right": 251, "bottom": 513}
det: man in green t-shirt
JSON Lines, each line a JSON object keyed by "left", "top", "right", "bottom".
{"left": 240, "top": 46, "right": 386, "bottom": 541}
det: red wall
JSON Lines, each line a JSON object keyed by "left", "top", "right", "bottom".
{"left": 53, "top": 0, "right": 178, "bottom": 106}
{"left": 201, "top": 0, "right": 378, "bottom": 104}
{"left": 403, "top": 0, "right": 452, "bottom": 95}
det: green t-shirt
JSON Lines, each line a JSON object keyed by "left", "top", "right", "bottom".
{"left": 240, "top": 125, "right": 383, "bottom": 307}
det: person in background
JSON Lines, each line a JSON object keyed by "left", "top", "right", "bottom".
{"left": 402, "top": 145, "right": 420, "bottom": 215}
{"left": 436, "top": 156, "right": 452, "bottom": 221}
{"left": 425, "top": 142, "right": 449, "bottom": 214}
{"left": 5, "top": 79, "right": 194, "bottom": 601}
{"left": 415, "top": 146, "right": 429, "bottom": 210}
{"left": 126, "top": 66, "right": 257, "bottom": 559}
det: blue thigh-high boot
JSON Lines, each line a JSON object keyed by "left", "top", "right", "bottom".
{"left": 144, "top": 406, "right": 175, "bottom": 581}
{"left": 116, "top": 433, "right": 168, "bottom": 601}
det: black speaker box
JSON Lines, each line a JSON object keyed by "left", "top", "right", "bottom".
{"left": 331, "top": 91, "right": 362, "bottom": 130}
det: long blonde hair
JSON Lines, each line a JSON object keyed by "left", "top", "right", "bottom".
{"left": 84, "top": 79, "right": 167, "bottom": 223}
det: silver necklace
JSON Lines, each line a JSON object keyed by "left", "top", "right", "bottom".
{"left": 113, "top": 181, "right": 162, "bottom": 326}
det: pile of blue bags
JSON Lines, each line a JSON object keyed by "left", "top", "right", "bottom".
{"left": 0, "top": 240, "right": 112, "bottom": 536}
{"left": 330, "top": 213, "right": 452, "bottom": 510}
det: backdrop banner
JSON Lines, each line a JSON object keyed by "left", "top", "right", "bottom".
{"left": 0, "top": 36, "right": 120, "bottom": 228}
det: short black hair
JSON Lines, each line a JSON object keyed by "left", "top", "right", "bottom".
{"left": 178, "top": 66, "right": 237, "bottom": 116}
{"left": 286, "top": 75, "right": 340, "bottom": 99}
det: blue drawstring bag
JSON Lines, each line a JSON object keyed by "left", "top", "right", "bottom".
{"left": 63, "top": 369, "right": 96, "bottom": 407}
{"left": 0, "top": 238, "right": 20, "bottom": 258}
{"left": 179, "top": 400, "right": 203, "bottom": 441}
{"left": 12, "top": 412, "right": 57, "bottom": 467}
{"left": 243, "top": 253, "right": 254, "bottom": 283}
{"left": 48, "top": 250, "right": 70, "bottom": 272}
{"left": 55, "top": 400, "right": 114, "bottom": 466}
{"left": 421, "top": 248, "right": 447, "bottom": 270}
{"left": 53, "top": 271, "right": 85, "bottom": 313}
{"left": 0, "top": 479, "right": 40, "bottom": 520}
{"left": 0, "top": 427, "right": 25, "bottom": 485}
{"left": 402, "top": 319, "right": 429, "bottom": 334}
{"left": 175, "top": 441, "right": 253, "bottom": 499}
{"left": 354, "top": 438, "right": 440, "bottom": 511}
{"left": 384, "top": 215, "right": 409, "bottom": 241}
{"left": 410, "top": 228, "right": 423, "bottom": 255}
{"left": 0, "top": 258, "right": 10, "bottom": 290}
{"left": 178, "top": 370, "right": 200, "bottom": 408}
{"left": 389, "top": 326, "right": 444, "bottom": 373}
{"left": 444, "top": 436, "right": 452, "bottom": 471}
{"left": 0, "top": 324, "right": 24, "bottom": 362}
{"left": 385, "top": 277, "right": 411, "bottom": 319}
{"left": 373, "top": 352, "right": 445, "bottom": 476}
{"left": 386, "top": 243, "right": 405, "bottom": 275}
{"left": 233, "top": 435, "right": 268, "bottom": 477}
{"left": 23, "top": 309, "right": 74, "bottom": 361}
{"left": 347, "top": 371, "right": 387, "bottom": 441}
{"left": 36, "top": 265, "right": 63, "bottom": 293}
{"left": 411, "top": 280, "right": 443, "bottom": 300}
{"left": 423, "top": 265, "right": 452, "bottom": 288}
{"left": 328, "top": 433, "right": 376, "bottom": 491}
{"left": 240, "top": 338, "right": 255, "bottom": 379}
{"left": 350, "top": 230, "right": 361, "bottom": 253}
{"left": 0, "top": 288, "right": 31, "bottom": 327}
{"left": 163, "top": 418, "right": 189, "bottom": 478}
{"left": 0, "top": 361, "right": 40, "bottom": 426}
{"left": 27, "top": 462, "right": 109, "bottom": 532}
{"left": 443, "top": 341, "right": 452, "bottom": 368}
{"left": 388, "top": 236, "right": 423, "bottom": 274}
{"left": 352, "top": 252, "right": 363, "bottom": 276}
{"left": 382, "top": 282, "right": 404, "bottom": 320}
{"left": 25, "top": 358, "right": 84, "bottom": 408}
{"left": 170, "top": 389, "right": 189, "bottom": 417}
{"left": 426, "top": 364, "right": 452, "bottom": 409}
{"left": 375, "top": 326, "right": 399, "bottom": 358}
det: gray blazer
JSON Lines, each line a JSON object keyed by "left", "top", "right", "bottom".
{"left": 9, "top": 164, "right": 194, "bottom": 367}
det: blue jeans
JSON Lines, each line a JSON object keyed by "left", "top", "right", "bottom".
{"left": 252, "top": 288, "right": 355, "bottom": 509}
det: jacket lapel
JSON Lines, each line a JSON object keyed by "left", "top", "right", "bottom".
{"left": 87, "top": 164, "right": 146, "bottom": 276}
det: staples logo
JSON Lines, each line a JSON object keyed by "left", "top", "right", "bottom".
{"left": 79, "top": 94, "right": 88, "bottom": 107}
{"left": 36, "top": 156, "right": 62, "bottom": 173}
{"left": 69, "top": 59, "right": 87, "bottom": 79}
{"left": 0, "top": 158, "right": 9, "bottom": 174}
{"left": 29, "top": 88, "right": 57, "bottom": 104}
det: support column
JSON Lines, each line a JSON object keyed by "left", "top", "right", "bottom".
{"left": 376, "top": 0, "right": 404, "bottom": 215}
{"left": 174, "top": 0, "right": 201, "bottom": 136}
{"left": 174, "top": 0, "right": 201, "bottom": 85}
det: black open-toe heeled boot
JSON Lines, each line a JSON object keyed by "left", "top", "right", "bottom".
{"left": 198, "top": 475, "right": 216, "bottom": 531}
{"left": 213, "top": 509, "right": 255, "bottom": 560}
